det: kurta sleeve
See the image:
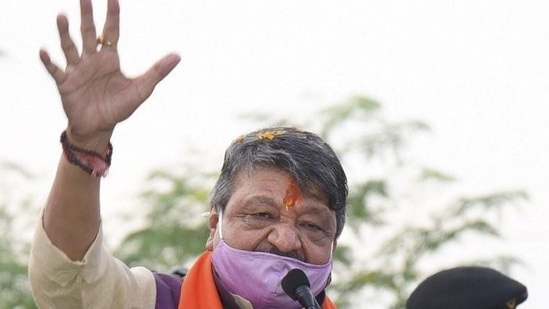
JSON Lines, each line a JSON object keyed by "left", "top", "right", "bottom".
{"left": 29, "top": 213, "right": 157, "bottom": 309}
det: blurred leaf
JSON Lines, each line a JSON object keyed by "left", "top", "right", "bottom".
{"left": 418, "top": 167, "right": 455, "bottom": 182}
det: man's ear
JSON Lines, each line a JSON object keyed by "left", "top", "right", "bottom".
{"left": 205, "top": 211, "right": 219, "bottom": 251}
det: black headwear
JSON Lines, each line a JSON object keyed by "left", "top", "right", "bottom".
{"left": 406, "top": 266, "right": 528, "bottom": 309}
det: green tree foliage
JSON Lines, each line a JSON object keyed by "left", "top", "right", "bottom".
{"left": 114, "top": 165, "right": 215, "bottom": 271}
{"left": 115, "top": 96, "right": 527, "bottom": 309}
{"left": 0, "top": 162, "right": 38, "bottom": 309}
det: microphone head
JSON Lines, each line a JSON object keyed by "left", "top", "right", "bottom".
{"left": 282, "top": 268, "right": 310, "bottom": 300}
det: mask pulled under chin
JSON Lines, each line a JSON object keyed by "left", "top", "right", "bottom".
{"left": 211, "top": 239, "right": 332, "bottom": 309}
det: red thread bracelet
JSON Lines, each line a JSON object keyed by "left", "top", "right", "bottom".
{"left": 60, "top": 131, "right": 113, "bottom": 177}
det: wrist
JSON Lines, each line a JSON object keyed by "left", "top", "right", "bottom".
{"left": 60, "top": 130, "right": 113, "bottom": 177}
{"left": 65, "top": 127, "right": 113, "bottom": 152}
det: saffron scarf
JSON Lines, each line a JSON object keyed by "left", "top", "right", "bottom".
{"left": 178, "top": 251, "right": 337, "bottom": 309}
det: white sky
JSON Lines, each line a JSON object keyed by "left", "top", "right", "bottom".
{"left": 1, "top": 0, "right": 548, "bottom": 308}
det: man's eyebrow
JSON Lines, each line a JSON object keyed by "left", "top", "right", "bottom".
{"left": 241, "top": 195, "right": 333, "bottom": 219}
{"left": 301, "top": 203, "right": 333, "bottom": 218}
{"left": 242, "top": 195, "right": 279, "bottom": 209}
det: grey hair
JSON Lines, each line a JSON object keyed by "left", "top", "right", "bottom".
{"left": 209, "top": 127, "right": 348, "bottom": 238}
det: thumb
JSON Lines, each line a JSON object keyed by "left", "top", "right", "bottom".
{"left": 137, "top": 53, "right": 181, "bottom": 100}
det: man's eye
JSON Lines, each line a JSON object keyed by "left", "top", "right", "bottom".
{"left": 253, "top": 212, "right": 274, "bottom": 219}
{"left": 299, "top": 222, "right": 329, "bottom": 242}
{"left": 301, "top": 222, "right": 322, "bottom": 232}
{"left": 244, "top": 213, "right": 276, "bottom": 229}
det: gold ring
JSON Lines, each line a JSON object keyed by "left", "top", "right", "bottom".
{"left": 96, "top": 35, "right": 114, "bottom": 47}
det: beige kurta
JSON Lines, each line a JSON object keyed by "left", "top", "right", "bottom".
{"left": 28, "top": 215, "right": 157, "bottom": 309}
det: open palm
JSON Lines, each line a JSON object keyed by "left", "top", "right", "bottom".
{"left": 40, "top": 0, "right": 180, "bottom": 146}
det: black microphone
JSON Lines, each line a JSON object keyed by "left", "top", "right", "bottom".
{"left": 281, "top": 268, "right": 321, "bottom": 309}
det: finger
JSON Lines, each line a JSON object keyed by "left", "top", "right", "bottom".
{"left": 80, "top": 0, "right": 97, "bottom": 54}
{"left": 99, "top": 0, "right": 120, "bottom": 50}
{"left": 134, "top": 53, "right": 181, "bottom": 104}
{"left": 56, "top": 15, "right": 80, "bottom": 65}
{"left": 39, "top": 49, "right": 65, "bottom": 85}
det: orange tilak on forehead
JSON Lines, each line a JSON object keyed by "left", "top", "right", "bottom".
{"left": 283, "top": 178, "right": 303, "bottom": 211}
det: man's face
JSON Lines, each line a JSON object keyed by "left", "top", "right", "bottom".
{"left": 206, "top": 166, "right": 337, "bottom": 265}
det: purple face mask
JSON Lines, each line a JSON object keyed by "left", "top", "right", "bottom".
{"left": 211, "top": 213, "right": 333, "bottom": 309}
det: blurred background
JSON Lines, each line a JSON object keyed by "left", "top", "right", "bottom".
{"left": 1, "top": 0, "right": 547, "bottom": 308}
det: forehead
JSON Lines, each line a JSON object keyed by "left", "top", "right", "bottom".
{"left": 229, "top": 166, "right": 331, "bottom": 212}
{"left": 232, "top": 166, "right": 328, "bottom": 197}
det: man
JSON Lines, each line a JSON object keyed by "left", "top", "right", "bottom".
{"left": 28, "top": 0, "right": 347, "bottom": 308}
{"left": 406, "top": 266, "right": 528, "bottom": 309}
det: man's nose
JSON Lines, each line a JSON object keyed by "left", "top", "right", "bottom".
{"left": 266, "top": 221, "right": 302, "bottom": 254}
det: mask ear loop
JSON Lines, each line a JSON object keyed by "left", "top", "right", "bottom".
{"left": 203, "top": 210, "right": 224, "bottom": 240}
{"left": 218, "top": 211, "right": 224, "bottom": 240}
